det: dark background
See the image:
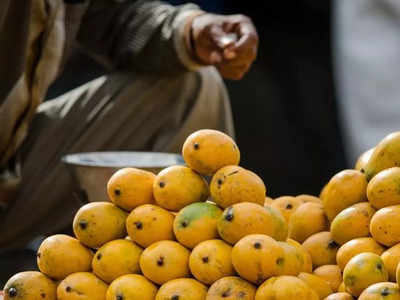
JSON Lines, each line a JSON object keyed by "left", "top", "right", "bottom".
{"left": 48, "top": 0, "right": 347, "bottom": 197}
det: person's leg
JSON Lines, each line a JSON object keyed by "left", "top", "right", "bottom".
{"left": 0, "top": 67, "right": 233, "bottom": 250}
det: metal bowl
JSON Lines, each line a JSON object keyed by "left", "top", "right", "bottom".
{"left": 62, "top": 151, "right": 184, "bottom": 203}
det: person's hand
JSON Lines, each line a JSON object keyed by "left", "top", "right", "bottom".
{"left": 190, "top": 13, "right": 258, "bottom": 80}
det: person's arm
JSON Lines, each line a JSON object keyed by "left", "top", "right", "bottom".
{"left": 76, "top": 0, "right": 258, "bottom": 78}
{"left": 76, "top": 0, "right": 205, "bottom": 75}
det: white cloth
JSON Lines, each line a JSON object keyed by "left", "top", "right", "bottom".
{"left": 334, "top": 0, "right": 400, "bottom": 164}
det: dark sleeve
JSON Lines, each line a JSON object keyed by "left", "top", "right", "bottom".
{"left": 76, "top": 0, "right": 204, "bottom": 75}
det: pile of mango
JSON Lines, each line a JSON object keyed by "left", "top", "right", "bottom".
{"left": 4, "top": 130, "right": 400, "bottom": 300}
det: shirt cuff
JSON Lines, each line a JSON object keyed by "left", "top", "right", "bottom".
{"left": 173, "top": 9, "right": 206, "bottom": 71}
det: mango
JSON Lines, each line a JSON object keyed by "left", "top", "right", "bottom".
{"left": 330, "top": 202, "right": 376, "bottom": 245}
{"left": 338, "top": 282, "right": 347, "bottom": 293}
{"left": 321, "top": 170, "right": 368, "bottom": 221}
{"left": 255, "top": 276, "right": 319, "bottom": 300}
{"left": 381, "top": 243, "right": 400, "bottom": 282}
{"left": 156, "top": 278, "right": 207, "bottom": 300}
{"left": 314, "top": 265, "right": 343, "bottom": 292}
{"left": 92, "top": 239, "right": 142, "bottom": 283}
{"left": 298, "top": 272, "right": 333, "bottom": 299}
{"left": 206, "top": 276, "right": 256, "bottom": 300}
{"left": 370, "top": 205, "right": 400, "bottom": 247}
{"left": 277, "top": 241, "right": 304, "bottom": 276}
{"left": 73, "top": 202, "right": 127, "bottom": 249}
{"left": 189, "top": 239, "right": 235, "bottom": 285}
{"left": 153, "top": 165, "right": 209, "bottom": 211}
{"left": 174, "top": 202, "right": 222, "bottom": 249}
{"left": 106, "top": 274, "right": 157, "bottom": 300}
{"left": 264, "top": 196, "right": 274, "bottom": 206}
{"left": 126, "top": 204, "right": 174, "bottom": 248}
{"left": 324, "top": 292, "right": 354, "bottom": 300}
{"left": 367, "top": 167, "right": 400, "bottom": 209}
{"left": 364, "top": 132, "right": 400, "bottom": 181}
{"left": 288, "top": 202, "right": 329, "bottom": 243}
{"left": 231, "top": 234, "right": 284, "bottom": 284}
{"left": 182, "top": 129, "right": 240, "bottom": 176}
{"left": 286, "top": 238, "right": 313, "bottom": 273}
{"left": 271, "top": 196, "right": 303, "bottom": 222}
{"left": 336, "top": 237, "right": 385, "bottom": 271}
{"left": 210, "top": 166, "right": 266, "bottom": 208}
{"left": 355, "top": 148, "right": 374, "bottom": 172}
{"left": 3, "top": 271, "right": 56, "bottom": 300}
{"left": 358, "top": 282, "right": 400, "bottom": 300}
{"left": 343, "top": 252, "right": 388, "bottom": 297}
{"left": 57, "top": 272, "right": 108, "bottom": 300}
{"left": 302, "top": 231, "right": 340, "bottom": 268}
{"left": 37, "top": 234, "right": 93, "bottom": 280}
{"left": 139, "top": 240, "right": 190, "bottom": 285}
{"left": 296, "top": 194, "right": 322, "bottom": 204}
{"left": 217, "top": 202, "right": 287, "bottom": 245}
{"left": 107, "top": 167, "right": 155, "bottom": 211}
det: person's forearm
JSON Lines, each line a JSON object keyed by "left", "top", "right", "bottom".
{"left": 76, "top": 0, "right": 205, "bottom": 75}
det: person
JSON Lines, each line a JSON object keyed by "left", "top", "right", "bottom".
{"left": 0, "top": 0, "right": 258, "bottom": 250}
{"left": 334, "top": 0, "right": 400, "bottom": 164}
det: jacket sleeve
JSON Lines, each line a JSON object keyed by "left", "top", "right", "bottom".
{"left": 76, "top": 0, "right": 205, "bottom": 75}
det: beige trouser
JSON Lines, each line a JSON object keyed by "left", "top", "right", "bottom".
{"left": 0, "top": 67, "right": 234, "bottom": 251}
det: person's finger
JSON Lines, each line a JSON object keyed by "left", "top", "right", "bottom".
{"left": 228, "top": 23, "right": 258, "bottom": 56}
{"left": 217, "top": 63, "right": 251, "bottom": 80}
{"left": 209, "top": 51, "right": 222, "bottom": 64}
{"left": 209, "top": 24, "right": 233, "bottom": 49}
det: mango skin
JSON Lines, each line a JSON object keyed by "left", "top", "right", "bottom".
{"left": 174, "top": 202, "right": 222, "bottom": 249}
{"left": 336, "top": 237, "right": 385, "bottom": 271}
{"left": 153, "top": 165, "right": 209, "bottom": 211}
{"left": 255, "top": 276, "right": 319, "bottom": 300}
{"left": 182, "top": 129, "right": 240, "bottom": 176}
{"left": 92, "top": 239, "right": 143, "bottom": 283}
{"left": 231, "top": 234, "right": 284, "bottom": 285}
{"left": 210, "top": 165, "right": 266, "bottom": 209}
{"left": 358, "top": 282, "right": 400, "bottom": 300}
{"left": 106, "top": 274, "right": 157, "bottom": 300}
{"left": 296, "top": 194, "right": 322, "bottom": 204}
{"left": 189, "top": 239, "right": 235, "bottom": 285}
{"left": 37, "top": 234, "right": 93, "bottom": 280}
{"left": 330, "top": 202, "right": 376, "bottom": 245}
{"left": 139, "top": 240, "right": 190, "bottom": 285}
{"left": 206, "top": 276, "right": 256, "bottom": 300}
{"left": 155, "top": 278, "right": 207, "bottom": 300}
{"left": 343, "top": 252, "right": 388, "bottom": 297}
{"left": 324, "top": 292, "right": 354, "bottom": 300}
{"left": 370, "top": 205, "right": 400, "bottom": 247}
{"left": 271, "top": 196, "right": 304, "bottom": 222}
{"left": 73, "top": 202, "right": 127, "bottom": 249}
{"left": 298, "top": 272, "right": 333, "bottom": 299}
{"left": 286, "top": 239, "right": 313, "bottom": 273}
{"left": 321, "top": 169, "right": 368, "bottom": 221}
{"left": 355, "top": 148, "right": 375, "bottom": 172}
{"left": 365, "top": 132, "right": 400, "bottom": 181}
{"left": 3, "top": 271, "right": 57, "bottom": 300}
{"left": 314, "top": 265, "right": 343, "bottom": 292}
{"left": 276, "top": 242, "right": 304, "bottom": 276}
{"left": 288, "top": 202, "right": 329, "bottom": 243}
{"left": 302, "top": 231, "right": 340, "bottom": 268}
{"left": 57, "top": 272, "right": 108, "bottom": 300}
{"left": 126, "top": 204, "right": 175, "bottom": 248}
{"left": 217, "top": 202, "right": 288, "bottom": 245}
{"left": 381, "top": 243, "right": 400, "bottom": 282}
{"left": 367, "top": 167, "right": 400, "bottom": 209}
{"left": 107, "top": 167, "right": 155, "bottom": 211}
